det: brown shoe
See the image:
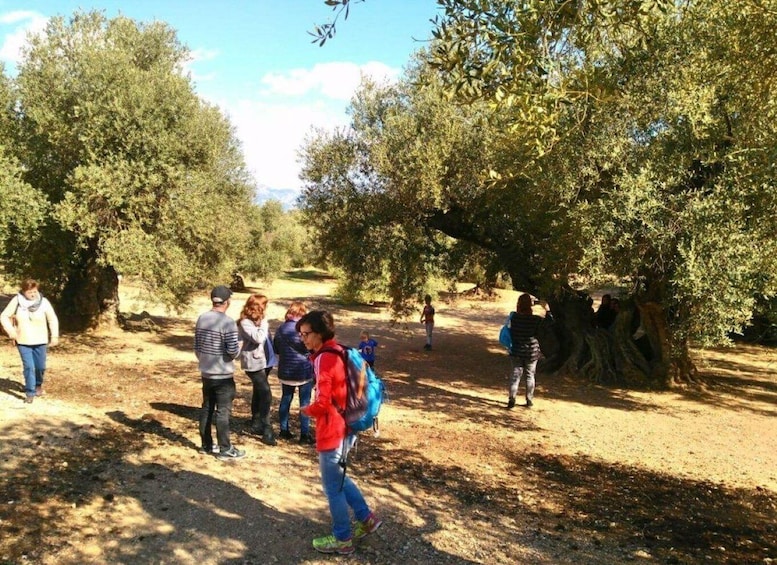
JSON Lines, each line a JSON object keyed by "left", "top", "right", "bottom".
{"left": 24, "top": 396, "right": 34, "bottom": 404}
{"left": 35, "top": 386, "right": 44, "bottom": 397}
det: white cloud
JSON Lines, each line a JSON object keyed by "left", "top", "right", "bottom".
{"left": 0, "top": 11, "right": 47, "bottom": 65}
{"left": 226, "top": 97, "right": 350, "bottom": 192}
{"left": 216, "top": 60, "right": 401, "bottom": 195}
{"left": 180, "top": 47, "right": 220, "bottom": 82}
{"left": 260, "top": 60, "right": 399, "bottom": 101}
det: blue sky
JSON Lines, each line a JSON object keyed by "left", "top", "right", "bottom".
{"left": 0, "top": 1, "right": 441, "bottom": 203}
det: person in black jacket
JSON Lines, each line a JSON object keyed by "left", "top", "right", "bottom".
{"left": 507, "top": 293, "right": 552, "bottom": 409}
{"left": 273, "top": 301, "right": 316, "bottom": 444}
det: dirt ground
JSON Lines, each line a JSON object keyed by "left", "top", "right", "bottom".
{"left": 1, "top": 271, "right": 776, "bottom": 565}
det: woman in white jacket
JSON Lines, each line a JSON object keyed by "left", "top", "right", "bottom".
{"left": 237, "top": 294, "right": 277, "bottom": 446}
{"left": 1, "top": 279, "right": 59, "bottom": 403}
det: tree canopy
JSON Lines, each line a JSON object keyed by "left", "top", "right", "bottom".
{"left": 1, "top": 11, "right": 255, "bottom": 328}
{"left": 302, "top": 0, "right": 777, "bottom": 385}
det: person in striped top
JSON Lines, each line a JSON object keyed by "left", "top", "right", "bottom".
{"left": 194, "top": 285, "right": 244, "bottom": 459}
{"left": 507, "top": 293, "right": 552, "bottom": 409}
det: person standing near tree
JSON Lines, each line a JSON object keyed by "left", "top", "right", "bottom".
{"left": 194, "top": 285, "right": 245, "bottom": 459}
{"left": 237, "top": 293, "right": 277, "bottom": 446}
{"left": 507, "top": 293, "right": 552, "bottom": 409}
{"left": 298, "top": 310, "right": 382, "bottom": 555}
{"left": 1, "top": 279, "right": 59, "bottom": 404}
{"left": 420, "top": 294, "right": 435, "bottom": 350}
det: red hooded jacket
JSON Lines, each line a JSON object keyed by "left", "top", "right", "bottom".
{"left": 302, "top": 339, "right": 347, "bottom": 451}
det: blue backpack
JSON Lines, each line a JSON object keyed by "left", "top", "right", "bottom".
{"left": 499, "top": 312, "right": 515, "bottom": 350}
{"left": 320, "top": 344, "right": 386, "bottom": 435}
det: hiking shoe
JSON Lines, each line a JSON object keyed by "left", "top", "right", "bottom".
{"left": 24, "top": 396, "right": 34, "bottom": 404}
{"left": 261, "top": 433, "right": 277, "bottom": 446}
{"left": 216, "top": 446, "right": 246, "bottom": 460}
{"left": 506, "top": 397, "right": 516, "bottom": 410}
{"left": 198, "top": 445, "right": 218, "bottom": 455}
{"left": 299, "top": 433, "right": 315, "bottom": 445}
{"left": 35, "top": 386, "right": 45, "bottom": 397}
{"left": 312, "top": 534, "right": 354, "bottom": 555}
{"left": 278, "top": 429, "right": 294, "bottom": 440}
{"left": 353, "top": 513, "right": 383, "bottom": 540}
{"left": 525, "top": 399, "right": 534, "bottom": 408}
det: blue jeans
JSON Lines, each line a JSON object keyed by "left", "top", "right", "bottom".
{"left": 199, "top": 377, "right": 236, "bottom": 450}
{"left": 18, "top": 344, "right": 47, "bottom": 397}
{"left": 319, "top": 436, "right": 370, "bottom": 541}
{"left": 509, "top": 356, "right": 537, "bottom": 401}
{"left": 279, "top": 381, "right": 312, "bottom": 434}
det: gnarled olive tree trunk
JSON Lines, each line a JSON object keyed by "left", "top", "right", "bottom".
{"left": 56, "top": 243, "right": 120, "bottom": 331}
{"left": 539, "top": 292, "right": 695, "bottom": 388}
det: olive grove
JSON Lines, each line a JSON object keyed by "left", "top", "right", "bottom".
{"left": 303, "top": 0, "right": 777, "bottom": 385}
{"left": 0, "top": 12, "right": 306, "bottom": 329}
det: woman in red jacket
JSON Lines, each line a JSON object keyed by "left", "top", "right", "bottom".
{"left": 298, "top": 310, "right": 382, "bottom": 555}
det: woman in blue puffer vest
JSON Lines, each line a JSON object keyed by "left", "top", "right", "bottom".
{"left": 273, "top": 301, "right": 315, "bottom": 444}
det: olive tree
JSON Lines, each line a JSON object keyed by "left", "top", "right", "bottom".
{"left": 303, "top": 0, "right": 777, "bottom": 386}
{"left": 8, "top": 12, "right": 253, "bottom": 328}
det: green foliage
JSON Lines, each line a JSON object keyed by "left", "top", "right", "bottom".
{"left": 4, "top": 11, "right": 254, "bottom": 317}
{"left": 236, "top": 200, "right": 311, "bottom": 282}
{"left": 301, "top": 0, "right": 777, "bottom": 374}
{"left": 311, "top": 0, "right": 365, "bottom": 46}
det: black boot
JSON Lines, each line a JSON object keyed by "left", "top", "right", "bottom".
{"left": 261, "top": 425, "right": 277, "bottom": 446}
{"left": 249, "top": 417, "right": 263, "bottom": 436}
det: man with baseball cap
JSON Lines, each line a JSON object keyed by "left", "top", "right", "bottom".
{"left": 194, "top": 285, "right": 245, "bottom": 459}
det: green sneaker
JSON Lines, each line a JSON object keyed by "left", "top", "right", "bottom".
{"left": 353, "top": 513, "right": 383, "bottom": 540}
{"left": 312, "top": 534, "right": 354, "bottom": 555}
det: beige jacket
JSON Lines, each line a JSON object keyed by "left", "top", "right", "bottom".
{"left": 1, "top": 295, "right": 59, "bottom": 346}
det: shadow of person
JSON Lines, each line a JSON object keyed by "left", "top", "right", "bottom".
{"left": 106, "top": 410, "right": 199, "bottom": 451}
{"left": 0, "top": 376, "right": 23, "bottom": 399}
{"left": 149, "top": 401, "right": 201, "bottom": 422}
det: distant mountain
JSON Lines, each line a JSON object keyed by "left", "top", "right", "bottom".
{"left": 253, "top": 185, "right": 300, "bottom": 210}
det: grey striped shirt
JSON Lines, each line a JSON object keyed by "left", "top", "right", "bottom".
{"left": 194, "top": 309, "right": 240, "bottom": 378}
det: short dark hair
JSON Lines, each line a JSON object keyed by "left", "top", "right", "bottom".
{"left": 296, "top": 310, "right": 335, "bottom": 342}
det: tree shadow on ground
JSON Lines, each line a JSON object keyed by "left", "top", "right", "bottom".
{"left": 0, "top": 415, "right": 484, "bottom": 564}
{"left": 359, "top": 440, "right": 777, "bottom": 564}
{"left": 281, "top": 269, "right": 337, "bottom": 282}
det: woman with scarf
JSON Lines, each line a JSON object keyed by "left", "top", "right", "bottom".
{"left": 1, "top": 279, "right": 59, "bottom": 403}
{"left": 237, "top": 293, "right": 277, "bottom": 446}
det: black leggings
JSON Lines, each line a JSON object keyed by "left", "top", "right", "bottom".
{"left": 247, "top": 368, "right": 273, "bottom": 427}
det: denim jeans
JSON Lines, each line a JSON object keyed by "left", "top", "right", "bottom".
{"left": 17, "top": 344, "right": 47, "bottom": 398}
{"left": 199, "top": 377, "right": 236, "bottom": 450}
{"left": 279, "top": 381, "right": 312, "bottom": 434}
{"left": 246, "top": 369, "right": 272, "bottom": 429}
{"left": 319, "top": 436, "right": 370, "bottom": 541}
{"left": 425, "top": 323, "right": 434, "bottom": 346}
{"left": 509, "top": 356, "right": 537, "bottom": 401}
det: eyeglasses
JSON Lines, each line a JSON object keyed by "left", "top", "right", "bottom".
{"left": 299, "top": 331, "right": 313, "bottom": 339}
